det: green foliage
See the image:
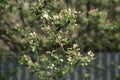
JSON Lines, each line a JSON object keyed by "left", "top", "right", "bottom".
{"left": 18, "top": 1, "right": 94, "bottom": 79}
{"left": 20, "top": 51, "right": 94, "bottom": 80}
{"left": 0, "top": 0, "right": 95, "bottom": 80}
{"left": 1, "top": 0, "right": 120, "bottom": 55}
{"left": 114, "top": 74, "right": 120, "bottom": 80}
{"left": 74, "top": 0, "right": 120, "bottom": 52}
{"left": 1, "top": 0, "right": 120, "bottom": 79}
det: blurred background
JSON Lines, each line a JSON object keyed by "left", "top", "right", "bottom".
{"left": 0, "top": 0, "right": 120, "bottom": 80}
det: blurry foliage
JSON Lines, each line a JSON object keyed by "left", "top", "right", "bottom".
{"left": 0, "top": 0, "right": 120, "bottom": 79}
{"left": 115, "top": 74, "right": 120, "bottom": 80}
{"left": 74, "top": 0, "right": 120, "bottom": 52}
{"left": 0, "top": 0, "right": 120, "bottom": 55}
{"left": 0, "top": 0, "right": 95, "bottom": 80}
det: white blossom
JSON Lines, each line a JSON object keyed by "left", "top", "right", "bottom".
{"left": 87, "top": 51, "right": 92, "bottom": 55}
{"left": 68, "top": 57, "right": 72, "bottom": 61}
{"left": 43, "top": 13, "right": 49, "bottom": 19}
{"left": 73, "top": 44, "right": 78, "bottom": 48}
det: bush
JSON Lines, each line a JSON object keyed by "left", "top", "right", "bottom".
{"left": 0, "top": 0, "right": 94, "bottom": 80}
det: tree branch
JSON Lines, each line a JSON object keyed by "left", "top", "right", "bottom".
{"left": 15, "top": 0, "right": 27, "bottom": 27}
